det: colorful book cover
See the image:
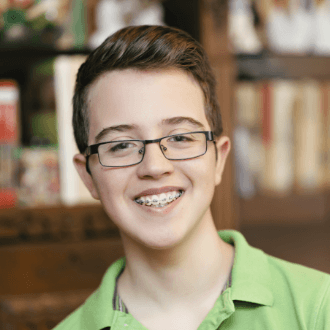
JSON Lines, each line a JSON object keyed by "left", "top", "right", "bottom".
{"left": 0, "top": 80, "right": 20, "bottom": 208}
{"left": 0, "top": 80, "right": 20, "bottom": 144}
{"left": 17, "top": 147, "right": 61, "bottom": 207}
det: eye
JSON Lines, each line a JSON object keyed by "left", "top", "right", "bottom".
{"left": 109, "top": 142, "right": 135, "bottom": 153}
{"left": 169, "top": 135, "right": 193, "bottom": 142}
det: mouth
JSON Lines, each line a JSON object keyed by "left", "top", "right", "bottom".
{"left": 134, "top": 190, "right": 185, "bottom": 208}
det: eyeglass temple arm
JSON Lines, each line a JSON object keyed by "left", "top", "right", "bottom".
{"left": 85, "top": 155, "right": 91, "bottom": 175}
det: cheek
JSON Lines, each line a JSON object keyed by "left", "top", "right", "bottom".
{"left": 186, "top": 158, "right": 216, "bottom": 192}
{"left": 93, "top": 169, "right": 127, "bottom": 202}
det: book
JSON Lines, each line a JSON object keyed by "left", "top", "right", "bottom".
{"left": 313, "top": 0, "right": 330, "bottom": 55}
{"left": 266, "top": 0, "right": 317, "bottom": 54}
{"left": 0, "top": 145, "right": 20, "bottom": 209}
{"left": 233, "top": 81, "right": 262, "bottom": 198}
{"left": 0, "top": 80, "right": 20, "bottom": 144}
{"left": 0, "top": 80, "right": 20, "bottom": 209}
{"left": 259, "top": 79, "right": 296, "bottom": 196}
{"left": 234, "top": 78, "right": 329, "bottom": 196}
{"left": 294, "top": 80, "right": 323, "bottom": 193}
{"left": 53, "top": 55, "right": 100, "bottom": 206}
{"left": 228, "top": 0, "right": 263, "bottom": 54}
{"left": 320, "top": 81, "right": 330, "bottom": 189}
{"left": 17, "top": 146, "right": 61, "bottom": 207}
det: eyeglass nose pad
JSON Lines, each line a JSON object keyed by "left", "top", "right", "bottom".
{"left": 160, "top": 144, "right": 167, "bottom": 152}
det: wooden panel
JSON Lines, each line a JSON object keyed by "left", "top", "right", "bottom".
{"left": 241, "top": 222, "right": 330, "bottom": 274}
{"left": 0, "top": 237, "right": 124, "bottom": 295}
{"left": 240, "top": 192, "right": 328, "bottom": 225}
{"left": 270, "top": 55, "right": 330, "bottom": 79}
{"left": 199, "top": 0, "right": 240, "bottom": 230}
{"left": 199, "top": 0, "right": 229, "bottom": 58}
{"left": 0, "top": 204, "right": 119, "bottom": 245}
{"left": 237, "top": 54, "right": 330, "bottom": 80}
{"left": 0, "top": 289, "right": 93, "bottom": 330}
{"left": 210, "top": 62, "right": 240, "bottom": 230}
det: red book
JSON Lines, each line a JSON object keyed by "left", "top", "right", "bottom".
{"left": 0, "top": 80, "right": 20, "bottom": 209}
{"left": 0, "top": 80, "right": 20, "bottom": 144}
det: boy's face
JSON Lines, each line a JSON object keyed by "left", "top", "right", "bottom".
{"left": 74, "top": 69, "right": 230, "bottom": 250}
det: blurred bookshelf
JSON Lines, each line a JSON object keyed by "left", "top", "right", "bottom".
{"left": 1, "top": 0, "right": 330, "bottom": 327}
{"left": 0, "top": 0, "right": 204, "bottom": 219}
{"left": 0, "top": 1, "right": 207, "bottom": 327}
{"left": 233, "top": 52, "right": 330, "bottom": 226}
{"left": 1, "top": 0, "right": 330, "bottom": 241}
{"left": 200, "top": 0, "right": 330, "bottom": 277}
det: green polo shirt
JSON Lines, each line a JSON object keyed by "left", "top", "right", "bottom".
{"left": 53, "top": 230, "right": 330, "bottom": 330}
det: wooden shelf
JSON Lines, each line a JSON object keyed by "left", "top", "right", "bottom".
{"left": 239, "top": 190, "right": 330, "bottom": 225}
{"left": 0, "top": 204, "right": 120, "bottom": 246}
{"left": 0, "top": 236, "right": 125, "bottom": 295}
{"left": 236, "top": 51, "right": 330, "bottom": 80}
{"left": 0, "top": 42, "right": 91, "bottom": 53}
{"left": 0, "top": 44, "right": 91, "bottom": 75}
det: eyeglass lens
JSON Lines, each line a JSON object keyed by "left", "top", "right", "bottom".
{"left": 97, "top": 132, "right": 207, "bottom": 167}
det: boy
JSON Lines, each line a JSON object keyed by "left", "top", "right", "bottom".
{"left": 54, "top": 25, "right": 330, "bottom": 330}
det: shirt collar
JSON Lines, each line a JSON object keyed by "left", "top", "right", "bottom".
{"left": 81, "top": 230, "right": 274, "bottom": 330}
{"left": 81, "top": 257, "right": 126, "bottom": 330}
{"left": 219, "top": 230, "right": 274, "bottom": 307}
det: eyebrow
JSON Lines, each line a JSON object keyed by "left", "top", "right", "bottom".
{"left": 94, "top": 116, "right": 206, "bottom": 144}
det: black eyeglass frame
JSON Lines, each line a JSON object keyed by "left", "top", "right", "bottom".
{"left": 84, "top": 131, "right": 216, "bottom": 175}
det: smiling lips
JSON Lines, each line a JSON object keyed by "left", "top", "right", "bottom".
{"left": 135, "top": 190, "right": 184, "bottom": 207}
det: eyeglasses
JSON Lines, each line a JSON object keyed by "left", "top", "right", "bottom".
{"left": 84, "top": 131, "right": 216, "bottom": 174}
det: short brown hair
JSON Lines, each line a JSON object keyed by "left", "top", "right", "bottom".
{"left": 73, "top": 25, "right": 223, "bottom": 156}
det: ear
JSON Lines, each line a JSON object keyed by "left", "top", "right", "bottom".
{"left": 214, "top": 136, "right": 231, "bottom": 187}
{"left": 73, "top": 153, "right": 100, "bottom": 200}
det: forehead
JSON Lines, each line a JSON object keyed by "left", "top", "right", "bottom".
{"left": 87, "top": 69, "right": 209, "bottom": 143}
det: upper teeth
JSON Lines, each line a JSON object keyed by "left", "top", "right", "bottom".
{"left": 135, "top": 190, "right": 183, "bottom": 205}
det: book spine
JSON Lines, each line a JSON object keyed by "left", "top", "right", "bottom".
{"left": 323, "top": 82, "right": 330, "bottom": 188}
{"left": 17, "top": 147, "right": 61, "bottom": 207}
{"left": 54, "top": 56, "right": 79, "bottom": 206}
{"left": 54, "top": 55, "right": 99, "bottom": 205}
{"left": 294, "top": 80, "right": 323, "bottom": 193}
{"left": 233, "top": 82, "right": 259, "bottom": 199}
{"left": 260, "top": 79, "right": 295, "bottom": 196}
{"left": 0, "top": 80, "right": 20, "bottom": 209}
{"left": 260, "top": 80, "right": 274, "bottom": 194}
{"left": 234, "top": 79, "right": 329, "bottom": 196}
{"left": 0, "top": 80, "right": 20, "bottom": 144}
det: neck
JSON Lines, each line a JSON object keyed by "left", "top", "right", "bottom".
{"left": 118, "top": 209, "right": 235, "bottom": 312}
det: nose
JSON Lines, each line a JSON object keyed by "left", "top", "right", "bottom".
{"left": 137, "top": 141, "right": 174, "bottom": 176}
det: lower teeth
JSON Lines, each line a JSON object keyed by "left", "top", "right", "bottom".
{"left": 150, "top": 201, "right": 172, "bottom": 208}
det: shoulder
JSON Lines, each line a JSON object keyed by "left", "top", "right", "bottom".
{"left": 266, "top": 253, "right": 330, "bottom": 292}
{"left": 266, "top": 253, "right": 330, "bottom": 328}
{"left": 51, "top": 257, "right": 125, "bottom": 330}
